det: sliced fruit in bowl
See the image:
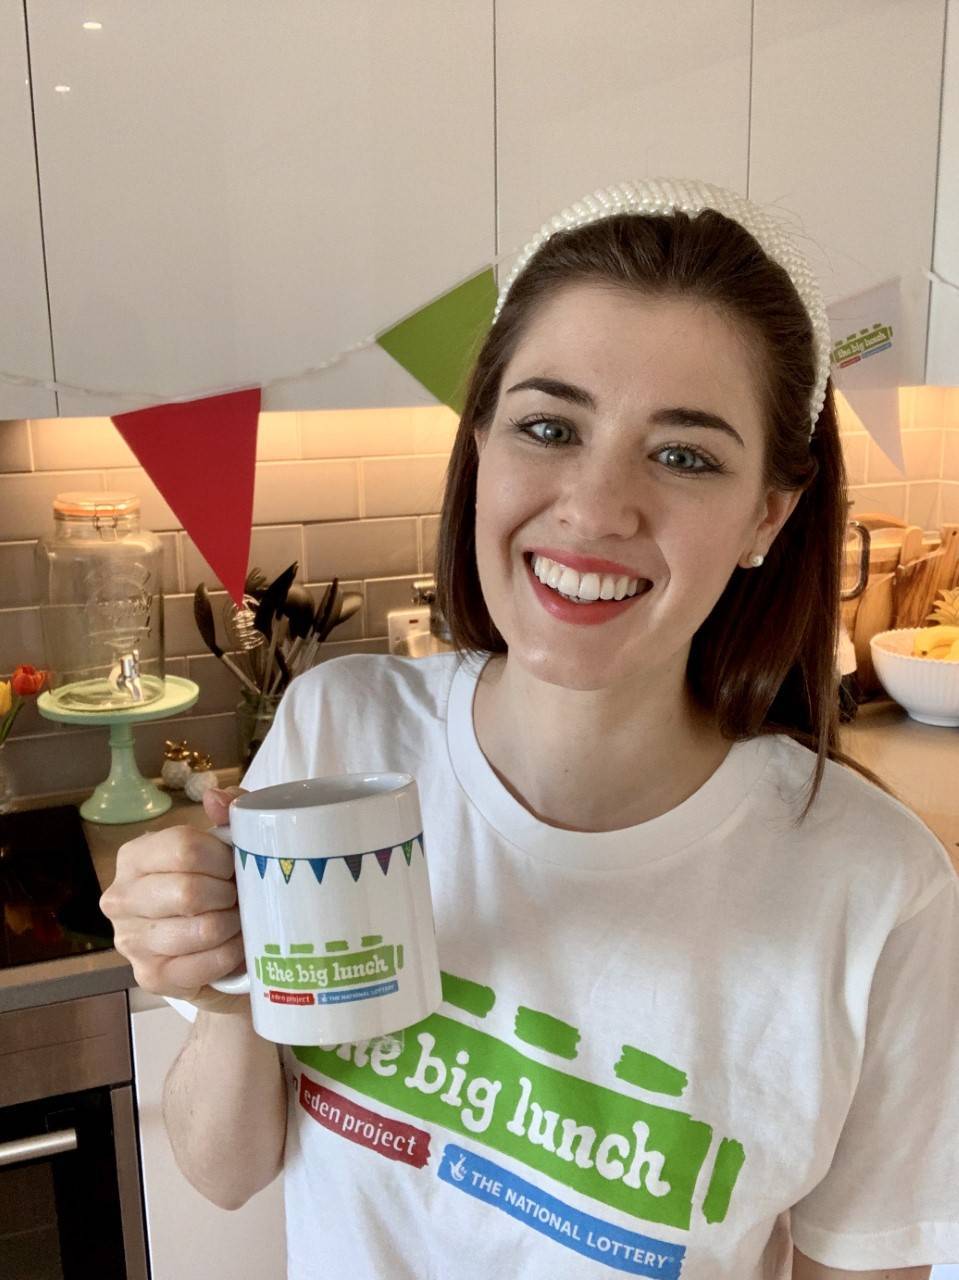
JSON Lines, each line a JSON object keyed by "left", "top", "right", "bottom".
{"left": 870, "top": 626, "right": 959, "bottom": 726}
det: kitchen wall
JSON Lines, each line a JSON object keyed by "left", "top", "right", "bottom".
{"left": 0, "top": 386, "right": 957, "bottom": 802}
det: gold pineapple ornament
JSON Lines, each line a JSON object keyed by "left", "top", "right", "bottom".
{"left": 912, "top": 587, "right": 959, "bottom": 661}
{"left": 926, "top": 586, "right": 959, "bottom": 626}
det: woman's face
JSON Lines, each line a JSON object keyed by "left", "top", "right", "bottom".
{"left": 473, "top": 283, "right": 802, "bottom": 692}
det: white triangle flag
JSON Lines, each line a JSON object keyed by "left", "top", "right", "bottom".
{"left": 826, "top": 278, "right": 904, "bottom": 474}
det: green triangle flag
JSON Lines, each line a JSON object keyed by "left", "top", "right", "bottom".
{"left": 402, "top": 839, "right": 414, "bottom": 866}
{"left": 376, "top": 268, "right": 497, "bottom": 414}
{"left": 238, "top": 848, "right": 249, "bottom": 870}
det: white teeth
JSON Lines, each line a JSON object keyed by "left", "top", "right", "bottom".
{"left": 531, "top": 554, "right": 647, "bottom": 603}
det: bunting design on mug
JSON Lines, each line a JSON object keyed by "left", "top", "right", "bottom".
{"left": 235, "top": 834, "right": 426, "bottom": 884}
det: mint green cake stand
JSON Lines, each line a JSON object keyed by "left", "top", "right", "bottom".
{"left": 37, "top": 675, "right": 199, "bottom": 823}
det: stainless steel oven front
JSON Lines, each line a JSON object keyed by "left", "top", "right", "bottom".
{"left": 0, "top": 991, "right": 148, "bottom": 1280}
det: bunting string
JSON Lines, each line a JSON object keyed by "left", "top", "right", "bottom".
{"left": 236, "top": 835, "right": 425, "bottom": 884}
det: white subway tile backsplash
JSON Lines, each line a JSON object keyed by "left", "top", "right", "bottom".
{"left": 256, "top": 413, "right": 301, "bottom": 461}
{"left": 0, "top": 471, "right": 105, "bottom": 540}
{"left": 32, "top": 417, "right": 137, "bottom": 470}
{"left": 0, "top": 421, "right": 33, "bottom": 473}
{"left": 905, "top": 481, "right": 941, "bottom": 532}
{"left": 300, "top": 407, "right": 416, "bottom": 458}
{"left": 361, "top": 456, "right": 447, "bottom": 518}
{"left": 0, "top": 606, "right": 45, "bottom": 675}
{"left": 303, "top": 517, "right": 417, "bottom": 582}
{"left": 943, "top": 482, "right": 959, "bottom": 523}
{"left": 253, "top": 459, "right": 359, "bottom": 524}
{"left": 103, "top": 468, "right": 182, "bottom": 531}
{"left": 182, "top": 524, "right": 303, "bottom": 594}
{"left": 421, "top": 515, "right": 441, "bottom": 574}
{"left": 159, "top": 532, "right": 181, "bottom": 595}
{"left": 0, "top": 541, "right": 39, "bottom": 608}
{"left": 847, "top": 483, "right": 907, "bottom": 521}
{"left": 944, "top": 431, "right": 959, "bottom": 481}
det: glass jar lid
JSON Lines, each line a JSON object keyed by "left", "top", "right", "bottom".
{"left": 53, "top": 491, "right": 140, "bottom": 519}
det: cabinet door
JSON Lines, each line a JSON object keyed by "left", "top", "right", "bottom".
{"left": 928, "top": 0, "right": 959, "bottom": 385}
{"left": 26, "top": 2, "right": 494, "bottom": 416}
{"left": 1, "top": 0, "right": 56, "bottom": 418}
{"left": 751, "top": 0, "right": 945, "bottom": 387}
{"left": 130, "top": 1000, "right": 286, "bottom": 1280}
{"left": 495, "top": 0, "right": 752, "bottom": 269}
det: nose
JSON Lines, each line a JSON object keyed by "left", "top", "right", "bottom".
{"left": 552, "top": 448, "right": 647, "bottom": 542}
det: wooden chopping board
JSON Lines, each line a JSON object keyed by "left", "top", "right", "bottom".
{"left": 894, "top": 549, "right": 945, "bottom": 628}
{"left": 852, "top": 571, "right": 894, "bottom": 694}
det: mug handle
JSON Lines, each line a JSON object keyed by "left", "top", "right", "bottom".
{"left": 206, "top": 824, "right": 251, "bottom": 996}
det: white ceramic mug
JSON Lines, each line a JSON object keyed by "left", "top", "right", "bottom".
{"left": 208, "top": 773, "right": 442, "bottom": 1044}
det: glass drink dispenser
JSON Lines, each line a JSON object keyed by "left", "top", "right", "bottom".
{"left": 35, "top": 492, "right": 165, "bottom": 709}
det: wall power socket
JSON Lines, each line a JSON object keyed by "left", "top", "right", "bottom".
{"left": 387, "top": 606, "right": 433, "bottom": 655}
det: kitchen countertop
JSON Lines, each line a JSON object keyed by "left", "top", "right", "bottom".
{"left": 2, "top": 701, "right": 957, "bottom": 1013}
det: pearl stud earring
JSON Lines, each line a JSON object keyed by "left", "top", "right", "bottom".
{"left": 750, "top": 553, "right": 765, "bottom": 567}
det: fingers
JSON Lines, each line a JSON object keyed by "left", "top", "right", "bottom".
{"left": 202, "top": 785, "right": 248, "bottom": 826}
{"left": 111, "top": 871, "right": 237, "bottom": 920}
{"left": 112, "top": 827, "right": 237, "bottom": 883}
{"left": 159, "top": 936, "right": 246, "bottom": 994}
{"left": 143, "top": 908, "right": 240, "bottom": 958}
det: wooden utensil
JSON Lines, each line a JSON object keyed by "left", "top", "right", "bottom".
{"left": 893, "top": 549, "right": 945, "bottom": 628}
{"left": 898, "top": 524, "right": 925, "bottom": 567}
{"left": 936, "top": 524, "right": 959, "bottom": 592}
{"left": 852, "top": 571, "right": 894, "bottom": 694}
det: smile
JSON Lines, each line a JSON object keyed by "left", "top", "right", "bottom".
{"left": 523, "top": 554, "right": 652, "bottom": 627}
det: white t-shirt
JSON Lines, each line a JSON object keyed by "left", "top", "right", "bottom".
{"left": 239, "top": 650, "right": 959, "bottom": 1279}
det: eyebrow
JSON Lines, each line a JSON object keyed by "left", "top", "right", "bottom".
{"left": 505, "top": 376, "right": 745, "bottom": 448}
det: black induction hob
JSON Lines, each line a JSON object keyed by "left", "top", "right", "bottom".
{"left": 0, "top": 804, "right": 114, "bottom": 969}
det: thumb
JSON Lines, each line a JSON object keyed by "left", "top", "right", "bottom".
{"left": 202, "top": 784, "right": 247, "bottom": 825}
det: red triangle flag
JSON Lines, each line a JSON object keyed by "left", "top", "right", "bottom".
{"left": 111, "top": 388, "right": 261, "bottom": 606}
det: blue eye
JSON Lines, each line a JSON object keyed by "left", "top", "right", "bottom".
{"left": 655, "top": 444, "right": 719, "bottom": 474}
{"left": 510, "top": 417, "right": 572, "bottom": 448}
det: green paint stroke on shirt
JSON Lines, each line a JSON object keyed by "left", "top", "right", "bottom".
{"left": 614, "top": 1045, "right": 688, "bottom": 1097}
{"left": 701, "top": 1138, "right": 745, "bottom": 1224}
{"left": 514, "top": 1006, "right": 580, "bottom": 1060}
{"left": 324, "top": 940, "right": 350, "bottom": 953}
{"left": 441, "top": 971, "right": 495, "bottom": 1018}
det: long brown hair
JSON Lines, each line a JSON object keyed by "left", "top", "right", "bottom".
{"left": 435, "top": 209, "right": 896, "bottom": 822}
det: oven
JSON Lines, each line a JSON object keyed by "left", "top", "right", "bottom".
{"left": 0, "top": 991, "right": 148, "bottom": 1279}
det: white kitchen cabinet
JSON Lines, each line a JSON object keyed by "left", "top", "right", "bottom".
{"left": 26, "top": 1, "right": 494, "bottom": 417}
{"left": 927, "top": 0, "right": 959, "bottom": 385}
{"left": 750, "top": 0, "right": 946, "bottom": 387}
{"left": 495, "top": 0, "right": 752, "bottom": 270}
{"left": 130, "top": 995, "right": 286, "bottom": 1280}
{"left": 0, "top": 0, "right": 56, "bottom": 418}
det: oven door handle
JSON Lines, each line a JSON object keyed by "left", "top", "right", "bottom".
{"left": 0, "top": 1127, "right": 79, "bottom": 1167}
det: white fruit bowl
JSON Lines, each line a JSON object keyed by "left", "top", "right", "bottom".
{"left": 870, "top": 628, "right": 959, "bottom": 727}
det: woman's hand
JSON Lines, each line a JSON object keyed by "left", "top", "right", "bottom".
{"left": 100, "top": 786, "right": 249, "bottom": 1013}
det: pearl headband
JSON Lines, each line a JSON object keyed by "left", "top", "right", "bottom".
{"left": 492, "top": 178, "right": 830, "bottom": 439}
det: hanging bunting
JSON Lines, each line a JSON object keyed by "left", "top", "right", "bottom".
{"left": 343, "top": 854, "right": 364, "bottom": 883}
{"left": 237, "top": 847, "right": 249, "bottom": 870}
{"left": 401, "top": 839, "right": 414, "bottom": 866}
{"left": 253, "top": 853, "right": 269, "bottom": 879}
{"left": 308, "top": 857, "right": 328, "bottom": 884}
{"left": 111, "top": 387, "right": 261, "bottom": 607}
{"left": 826, "top": 278, "right": 905, "bottom": 475}
{"left": 376, "top": 268, "right": 497, "bottom": 415}
{"left": 279, "top": 858, "right": 296, "bottom": 883}
{"left": 374, "top": 847, "right": 393, "bottom": 876}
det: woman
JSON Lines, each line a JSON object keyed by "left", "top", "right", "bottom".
{"left": 101, "top": 180, "right": 958, "bottom": 1279}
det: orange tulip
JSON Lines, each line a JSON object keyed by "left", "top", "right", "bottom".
{"left": 11, "top": 664, "right": 46, "bottom": 696}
